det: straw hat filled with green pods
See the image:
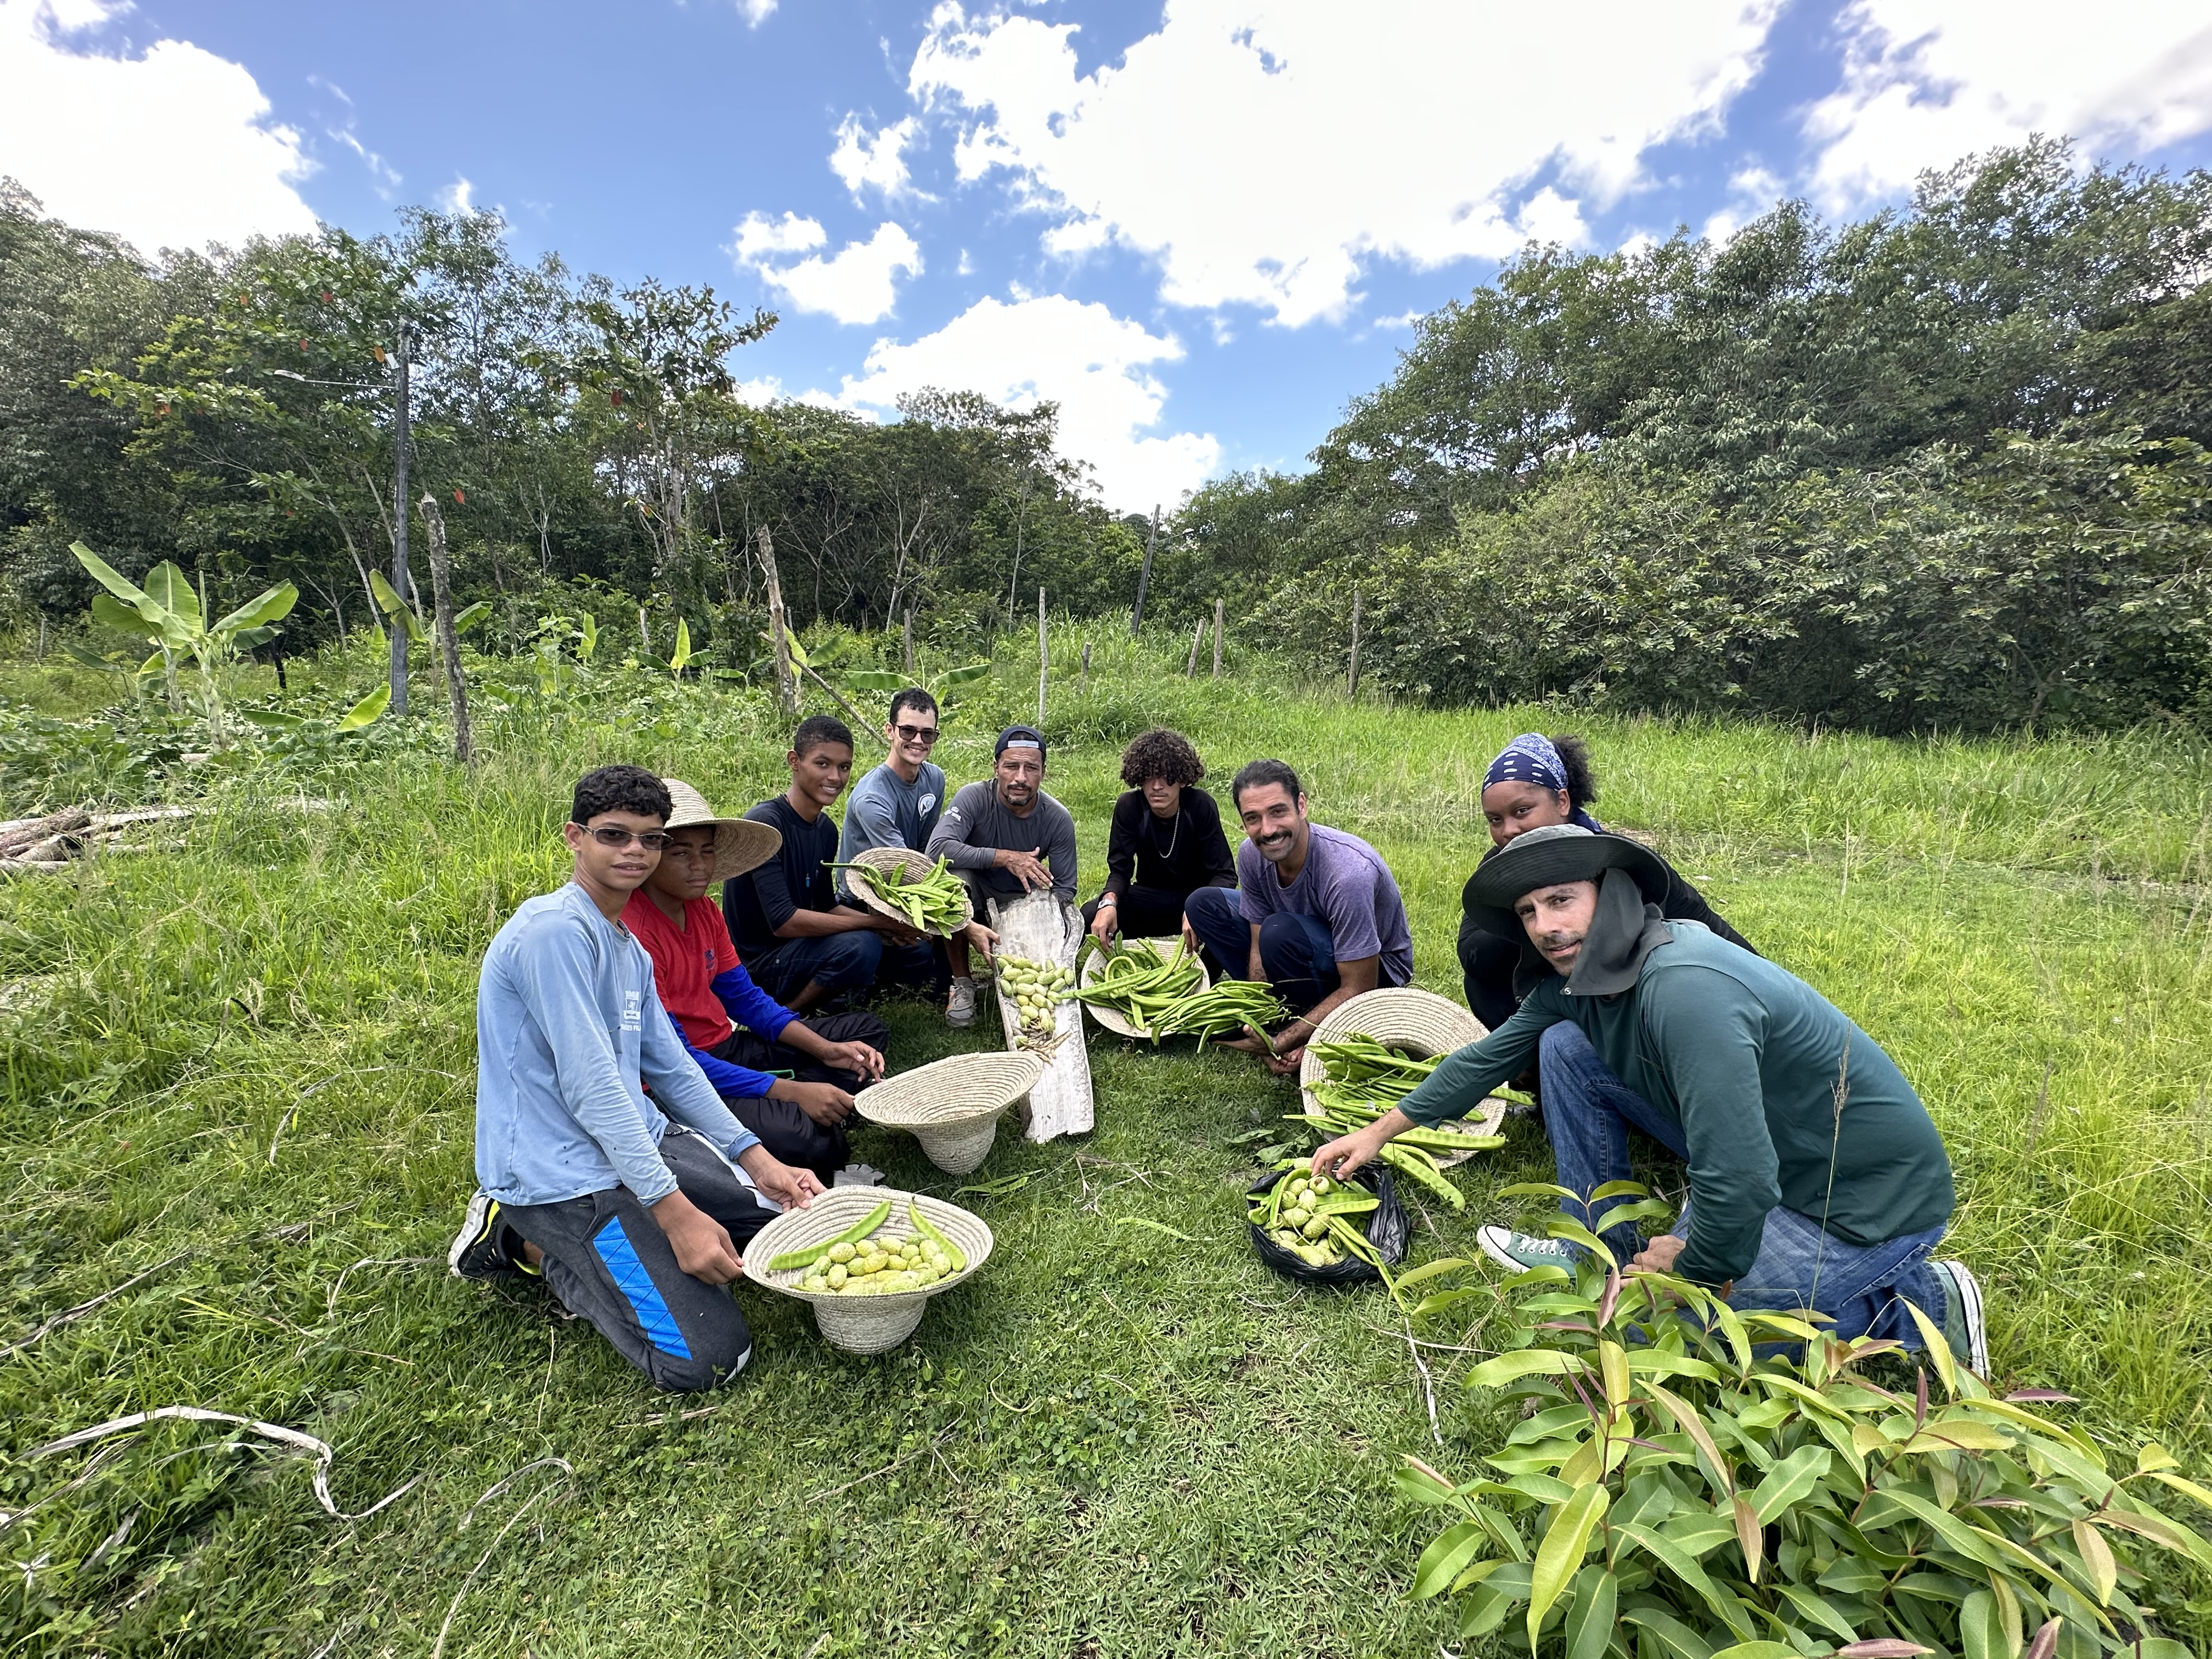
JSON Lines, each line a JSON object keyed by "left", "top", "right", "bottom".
{"left": 742, "top": 1186, "right": 995, "bottom": 1356}
{"left": 838, "top": 846, "right": 974, "bottom": 936}
{"left": 1075, "top": 936, "right": 1211, "bottom": 1039}
{"left": 854, "top": 1049, "right": 1043, "bottom": 1174}
{"left": 1294, "top": 989, "right": 1506, "bottom": 1209}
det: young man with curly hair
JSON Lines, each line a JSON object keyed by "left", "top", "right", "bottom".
{"left": 1082, "top": 726, "right": 1237, "bottom": 946}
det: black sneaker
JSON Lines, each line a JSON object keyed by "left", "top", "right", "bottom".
{"left": 448, "top": 1191, "right": 519, "bottom": 1280}
{"left": 1931, "top": 1259, "right": 1989, "bottom": 1374}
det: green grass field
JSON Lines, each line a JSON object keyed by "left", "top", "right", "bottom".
{"left": 2, "top": 634, "right": 2209, "bottom": 1656}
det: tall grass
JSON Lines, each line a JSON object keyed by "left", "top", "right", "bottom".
{"left": 0, "top": 627, "right": 2207, "bottom": 1655}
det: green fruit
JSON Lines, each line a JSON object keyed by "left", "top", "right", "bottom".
{"left": 1301, "top": 1215, "right": 1329, "bottom": 1240}
{"left": 827, "top": 1264, "right": 849, "bottom": 1288}
{"left": 828, "top": 1242, "right": 855, "bottom": 1263}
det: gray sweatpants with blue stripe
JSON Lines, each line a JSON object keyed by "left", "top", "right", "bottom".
{"left": 503, "top": 1125, "right": 777, "bottom": 1392}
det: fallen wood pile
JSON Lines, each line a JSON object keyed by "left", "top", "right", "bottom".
{"left": 0, "top": 806, "right": 193, "bottom": 874}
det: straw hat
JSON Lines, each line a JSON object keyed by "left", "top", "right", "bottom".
{"left": 1297, "top": 986, "right": 1505, "bottom": 1156}
{"left": 660, "top": 778, "right": 781, "bottom": 884}
{"left": 855, "top": 1049, "right": 1043, "bottom": 1173}
{"left": 845, "top": 845, "right": 974, "bottom": 936}
{"left": 741, "top": 1186, "right": 995, "bottom": 1356}
{"left": 1078, "top": 938, "right": 1211, "bottom": 1040}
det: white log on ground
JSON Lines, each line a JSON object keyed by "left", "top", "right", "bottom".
{"left": 988, "top": 890, "right": 1093, "bottom": 1142}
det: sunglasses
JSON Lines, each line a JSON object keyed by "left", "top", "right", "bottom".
{"left": 894, "top": 723, "right": 940, "bottom": 744}
{"left": 577, "top": 824, "right": 671, "bottom": 851}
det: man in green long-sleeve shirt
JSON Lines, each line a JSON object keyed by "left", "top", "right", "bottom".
{"left": 1311, "top": 824, "right": 1989, "bottom": 1370}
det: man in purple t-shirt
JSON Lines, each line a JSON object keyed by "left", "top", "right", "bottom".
{"left": 1183, "top": 758, "right": 1413, "bottom": 1076}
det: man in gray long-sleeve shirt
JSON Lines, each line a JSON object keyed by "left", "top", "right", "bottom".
{"left": 924, "top": 724, "right": 1077, "bottom": 1024}
{"left": 448, "top": 765, "right": 825, "bottom": 1392}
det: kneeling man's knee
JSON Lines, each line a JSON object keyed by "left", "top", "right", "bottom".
{"left": 646, "top": 1306, "right": 753, "bottom": 1393}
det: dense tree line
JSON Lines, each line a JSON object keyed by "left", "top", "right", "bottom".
{"left": 1181, "top": 142, "right": 2212, "bottom": 732}
{"left": 0, "top": 180, "right": 1148, "bottom": 670}
{"left": 7, "top": 140, "right": 2209, "bottom": 731}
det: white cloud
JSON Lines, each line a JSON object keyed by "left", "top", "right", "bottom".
{"left": 437, "top": 176, "right": 475, "bottom": 214}
{"left": 1701, "top": 164, "right": 1785, "bottom": 242}
{"left": 836, "top": 293, "right": 1221, "bottom": 511}
{"left": 831, "top": 113, "right": 923, "bottom": 198}
{"left": 732, "top": 209, "right": 827, "bottom": 261}
{"left": 906, "top": 1, "right": 1780, "bottom": 326}
{"left": 331, "top": 126, "right": 400, "bottom": 198}
{"left": 0, "top": 0, "right": 318, "bottom": 251}
{"left": 1807, "top": 1, "right": 2212, "bottom": 209}
{"left": 733, "top": 215, "right": 923, "bottom": 325}
{"left": 735, "top": 0, "right": 776, "bottom": 25}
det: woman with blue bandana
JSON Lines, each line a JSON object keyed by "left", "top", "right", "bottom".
{"left": 1458, "top": 733, "right": 1755, "bottom": 1076}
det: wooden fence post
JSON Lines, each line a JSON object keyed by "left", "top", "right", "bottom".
{"left": 757, "top": 525, "right": 798, "bottom": 719}
{"left": 1036, "top": 586, "right": 1048, "bottom": 727}
{"left": 1212, "top": 598, "right": 1223, "bottom": 679}
{"left": 1347, "top": 585, "right": 1362, "bottom": 701}
{"left": 1131, "top": 503, "right": 1159, "bottom": 635}
{"left": 902, "top": 608, "right": 913, "bottom": 674}
{"left": 1185, "top": 618, "right": 1204, "bottom": 676}
{"left": 1080, "top": 641, "right": 1091, "bottom": 690}
{"left": 637, "top": 606, "right": 652, "bottom": 658}
{"left": 417, "top": 493, "right": 473, "bottom": 765}
{"left": 387, "top": 318, "right": 411, "bottom": 718}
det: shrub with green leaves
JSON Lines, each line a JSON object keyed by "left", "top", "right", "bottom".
{"left": 1402, "top": 1189, "right": 2210, "bottom": 1657}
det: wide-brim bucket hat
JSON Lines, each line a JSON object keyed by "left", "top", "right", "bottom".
{"left": 1464, "top": 823, "right": 1671, "bottom": 938}
{"left": 661, "top": 778, "right": 781, "bottom": 884}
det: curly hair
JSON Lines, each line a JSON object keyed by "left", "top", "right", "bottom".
{"left": 572, "top": 765, "right": 671, "bottom": 826}
{"left": 1551, "top": 733, "right": 1598, "bottom": 810}
{"left": 1119, "top": 727, "right": 1206, "bottom": 789}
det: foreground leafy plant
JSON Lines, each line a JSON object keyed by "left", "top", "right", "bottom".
{"left": 1404, "top": 1189, "right": 2210, "bottom": 1657}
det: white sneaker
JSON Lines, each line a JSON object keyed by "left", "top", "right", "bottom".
{"left": 1931, "top": 1259, "right": 1989, "bottom": 1375}
{"left": 1475, "top": 1224, "right": 1586, "bottom": 1274}
{"left": 946, "top": 975, "right": 978, "bottom": 1028}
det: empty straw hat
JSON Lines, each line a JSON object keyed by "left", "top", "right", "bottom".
{"left": 660, "top": 778, "right": 781, "bottom": 884}
{"left": 855, "top": 1050, "right": 1043, "bottom": 1173}
{"left": 1298, "top": 986, "right": 1505, "bottom": 1152}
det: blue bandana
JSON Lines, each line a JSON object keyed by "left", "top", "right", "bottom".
{"left": 1483, "top": 733, "right": 1604, "bottom": 830}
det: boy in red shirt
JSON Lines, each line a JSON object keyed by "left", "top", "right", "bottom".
{"left": 621, "top": 779, "right": 890, "bottom": 1182}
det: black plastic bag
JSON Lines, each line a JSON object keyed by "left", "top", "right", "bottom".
{"left": 1246, "top": 1165, "right": 1408, "bottom": 1288}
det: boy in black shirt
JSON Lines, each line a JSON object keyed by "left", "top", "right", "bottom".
{"left": 723, "top": 715, "right": 940, "bottom": 1012}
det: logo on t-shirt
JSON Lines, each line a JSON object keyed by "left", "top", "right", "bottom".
{"left": 620, "top": 988, "right": 641, "bottom": 1032}
{"left": 918, "top": 793, "right": 938, "bottom": 816}
{"left": 943, "top": 806, "right": 962, "bottom": 826}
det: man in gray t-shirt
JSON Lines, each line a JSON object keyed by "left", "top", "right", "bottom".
{"left": 923, "top": 724, "right": 1077, "bottom": 1023}
{"left": 1184, "top": 757, "right": 1413, "bottom": 1077}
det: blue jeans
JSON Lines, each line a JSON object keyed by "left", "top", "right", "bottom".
{"left": 745, "top": 930, "right": 942, "bottom": 1002}
{"left": 1539, "top": 1021, "right": 1946, "bottom": 1348}
{"left": 1183, "top": 888, "right": 1340, "bottom": 1014}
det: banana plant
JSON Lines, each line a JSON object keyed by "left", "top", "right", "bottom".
{"left": 73, "top": 542, "right": 297, "bottom": 748}
{"left": 845, "top": 661, "right": 992, "bottom": 722}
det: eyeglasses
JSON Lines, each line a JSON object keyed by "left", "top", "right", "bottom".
{"left": 894, "top": 724, "right": 940, "bottom": 744}
{"left": 577, "top": 825, "right": 671, "bottom": 851}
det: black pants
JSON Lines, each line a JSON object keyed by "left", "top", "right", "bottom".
{"left": 1080, "top": 883, "right": 1198, "bottom": 942}
{"left": 707, "top": 1009, "right": 889, "bottom": 1182}
{"left": 503, "top": 1126, "right": 775, "bottom": 1393}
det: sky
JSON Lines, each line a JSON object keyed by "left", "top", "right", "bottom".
{"left": 3, "top": 0, "right": 2211, "bottom": 513}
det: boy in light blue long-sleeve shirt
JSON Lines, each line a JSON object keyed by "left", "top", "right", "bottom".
{"left": 449, "top": 766, "right": 825, "bottom": 1392}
